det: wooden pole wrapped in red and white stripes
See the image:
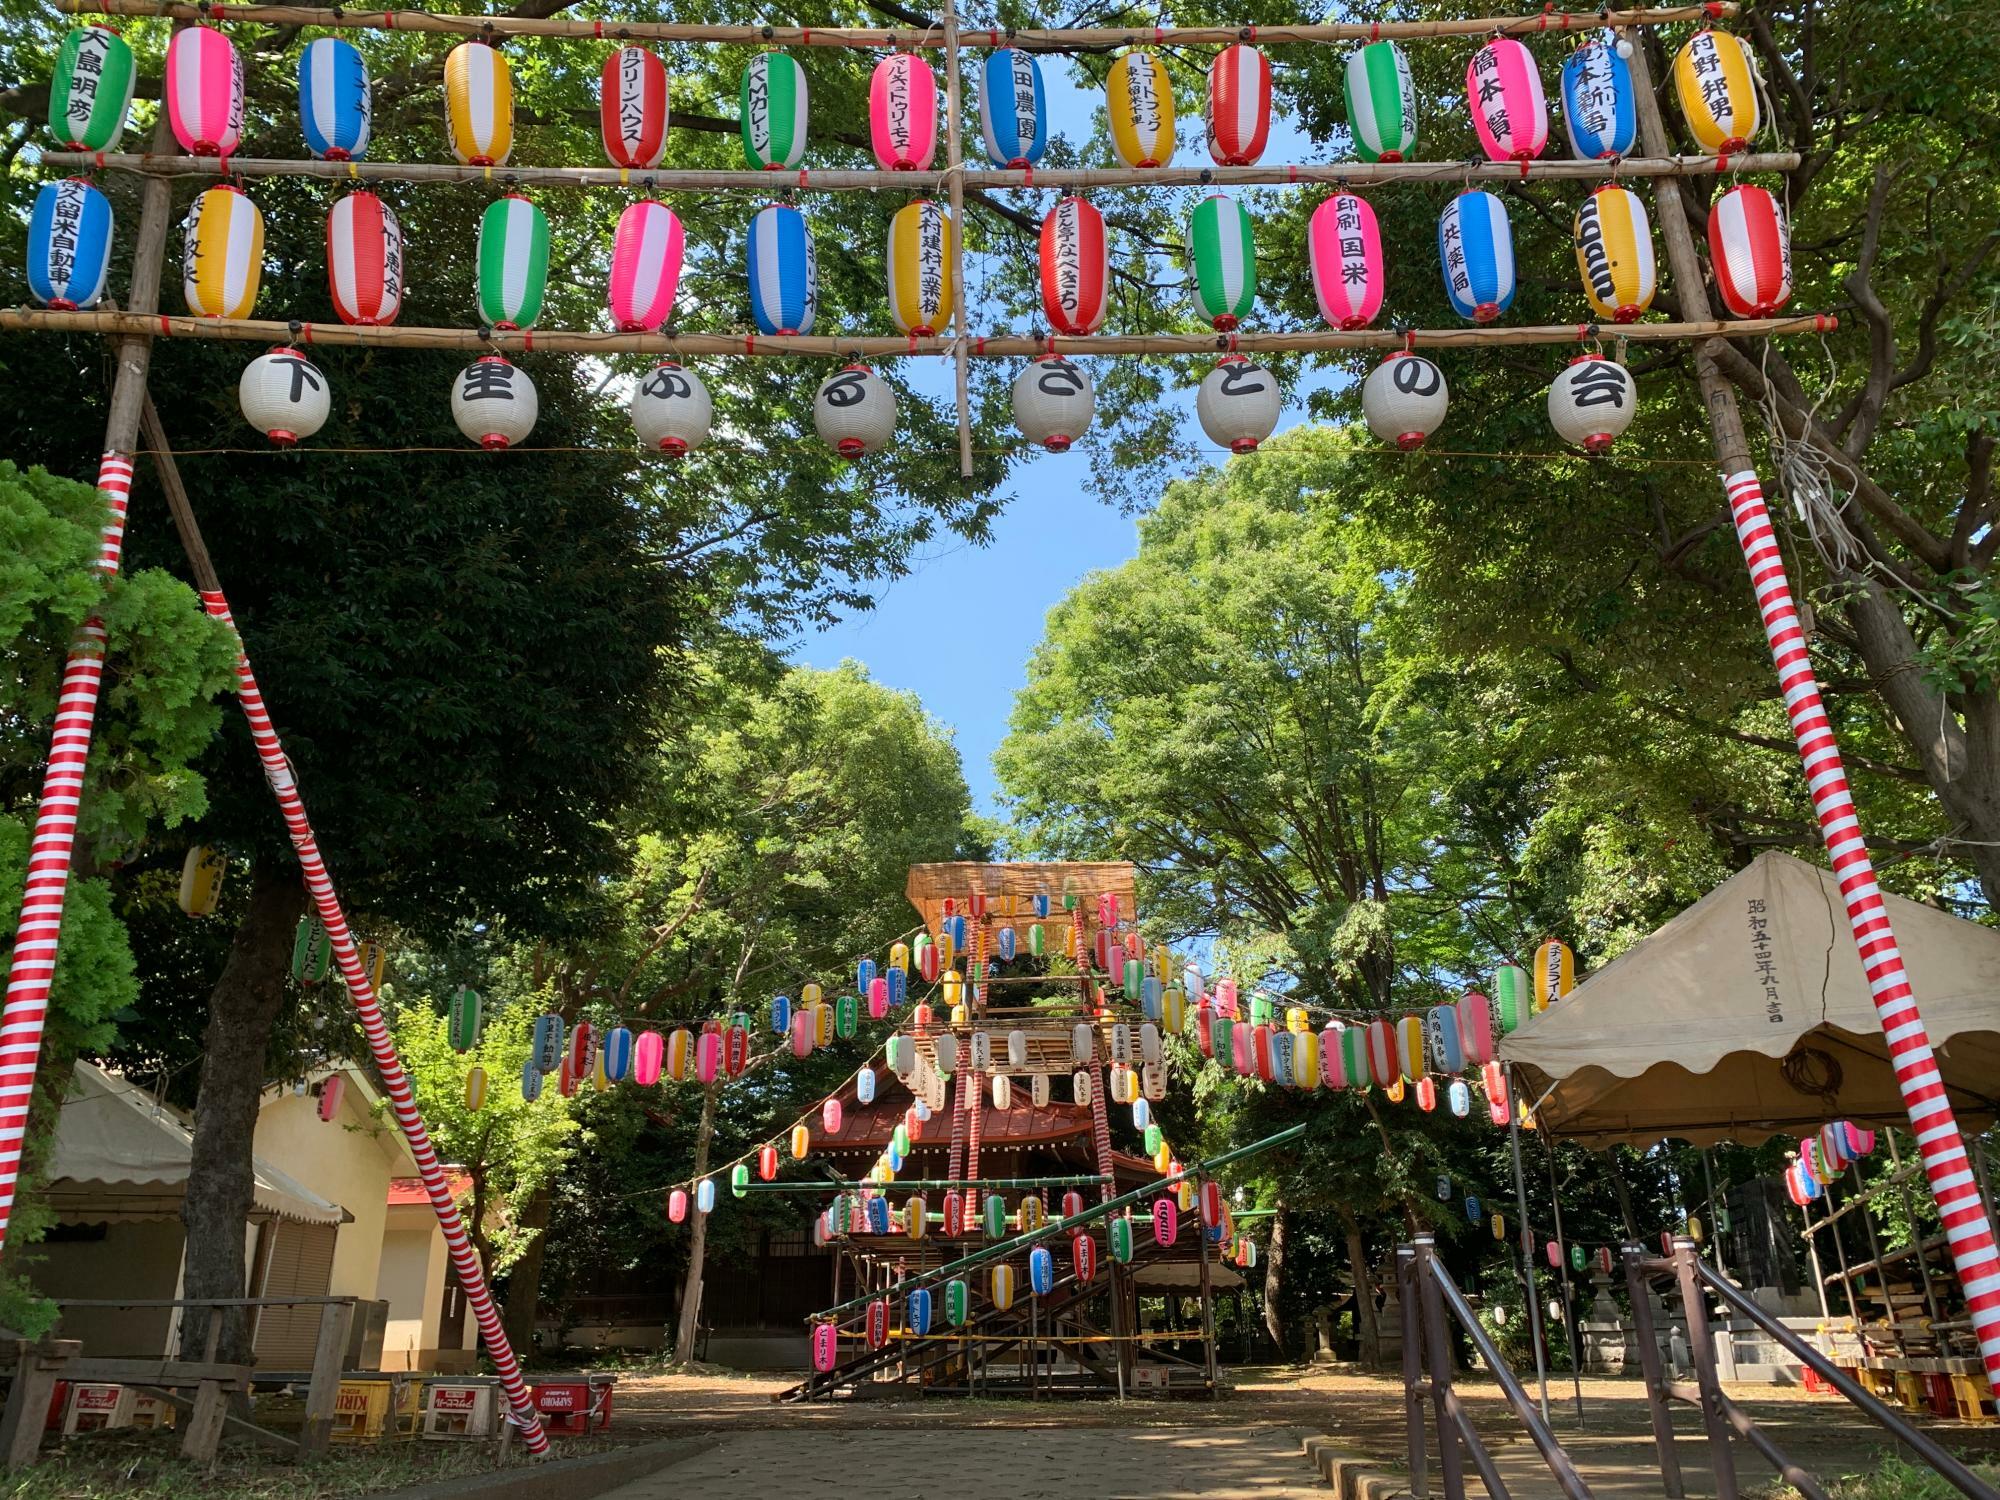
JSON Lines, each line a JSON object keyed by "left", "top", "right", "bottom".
{"left": 1725, "top": 470, "right": 2000, "bottom": 1390}
{"left": 196, "top": 588, "right": 550, "bottom": 1452}
{"left": 0, "top": 451, "right": 135, "bottom": 1253}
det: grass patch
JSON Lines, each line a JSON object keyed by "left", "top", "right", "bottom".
{"left": 1765, "top": 1453, "right": 2000, "bottom": 1500}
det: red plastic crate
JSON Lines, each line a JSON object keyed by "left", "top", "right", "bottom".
{"left": 1802, "top": 1367, "right": 1831, "bottom": 1395}
{"left": 530, "top": 1378, "right": 612, "bottom": 1435}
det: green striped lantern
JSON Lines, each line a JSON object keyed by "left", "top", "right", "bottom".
{"left": 892, "top": 1122, "right": 911, "bottom": 1156}
{"left": 983, "top": 1193, "right": 1006, "bottom": 1238}
{"left": 1340, "top": 1024, "right": 1370, "bottom": 1089}
{"left": 291, "top": 917, "right": 333, "bottom": 984}
{"left": 447, "top": 987, "right": 482, "bottom": 1052}
{"left": 1188, "top": 193, "right": 1257, "bottom": 332}
{"left": 1143, "top": 1122, "right": 1163, "bottom": 1155}
{"left": 476, "top": 194, "right": 549, "bottom": 331}
{"left": 1344, "top": 40, "right": 1418, "bottom": 163}
{"left": 1109, "top": 1215, "right": 1134, "bottom": 1263}
{"left": 740, "top": 52, "right": 809, "bottom": 170}
{"left": 1213, "top": 1015, "right": 1234, "bottom": 1062}
{"left": 945, "top": 1278, "right": 969, "bottom": 1325}
{"left": 1248, "top": 992, "right": 1273, "bottom": 1027}
{"left": 730, "top": 1162, "right": 750, "bottom": 1197}
{"left": 1494, "top": 964, "right": 1532, "bottom": 1033}
{"left": 1028, "top": 922, "right": 1045, "bottom": 957}
{"left": 1123, "top": 957, "right": 1143, "bottom": 1000}
{"left": 836, "top": 993, "right": 858, "bottom": 1039}
{"left": 49, "top": 27, "right": 136, "bottom": 152}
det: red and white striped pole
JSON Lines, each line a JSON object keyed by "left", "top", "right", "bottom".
{"left": 197, "top": 589, "right": 549, "bottom": 1452}
{"left": 0, "top": 452, "right": 137, "bottom": 1257}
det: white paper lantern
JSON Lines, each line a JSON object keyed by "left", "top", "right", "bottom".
{"left": 1360, "top": 352, "right": 1449, "bottom": 450}
{"left": 1072, "top": 1069, "right": 1092, "bottom": 1106}
{"left": 1196, "top": 356, "right": 1280, "bottom": 453}
{"left": 813, "top": 364, "right": 897, "bottom": 456}
{"left": 1008, "top": 1029, "right": 1029, "bottom": 1067}
{"left": 934, "top": 1033, "right": 959, "bottom": 1074}
{"left": 1546, "top": 354, "right": 1636, "bottom": 454}
{"left": 630, "top": 360, "right": 711, "bottom": 455}
{"left": 451, "top": 355, "right": 538, "bottom": 450}
{"left": 1071, "top": 1022, "right": 1094, "bottom": 1064}
{"left": 991, "top": 1074, "right": 1012, "bottom": 1109}
{"left": 970, "top": 1030, "right": 992, "bottom": 1069}
{"left": 239, "top": 345, "right": 330, "bottom": 445}
{"left": 1140, "top": 1022, "right": 1161, "bottom": 1064}
{"left": 1011, "top": 355, "right": 1095, "bottom": 452}
{"left": 1030, "top": 1071, "right": 1050, "bottom": 1107}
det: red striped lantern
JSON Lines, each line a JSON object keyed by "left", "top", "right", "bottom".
{"left": 600, "top": 46, "right": 669, "bottom": 168}
{"left": 1708, "top": 184, "right": 1792, "bottom": 318}
{"left": 757, "top": 1143, "right": 779, "bottom": 1180}
{"left": 1206, "top": 44, "right": 1271, "bottom": 166}
{"left": 1199, "top": 1179, "right": 1223, "bottom": 1227}
{"left": 866, "top": 1298, "right": 889, "bottom": 1349}
{"left": 326, "top": 192, "right": 403, "bottom": 327}
{"left": 1366, "top": 1018, "right": 1397, "bottom": 1088}
{"left": 1039, "top": 196, "right": 1108, "bottom": 335}
{"left": 1061, "top": 1190, "right": 1085, "bottom": 1220}
{"left": 1072, "top": 1230, "right": 1097, "bottom": 1283}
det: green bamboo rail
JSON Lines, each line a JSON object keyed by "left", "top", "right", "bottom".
{"left": 738, "top": 1174, "right": 1112, "bottom": 1191}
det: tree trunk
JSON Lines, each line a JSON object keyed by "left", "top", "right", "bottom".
{"left": 501, "top": 1183, "right": 552, "bottom": 1358}
{"left": 1262, "top": 1200, "right": 1288, "bottom": 1354}
{"left": 179, "top": 859, "right": 303, "bottom": 1362}
{"left": 1339, "top": 1207, "right": 1379, "bottom": 1365}
{"left": 672, "top": 1083, "right": 717, "bottom": 1365}
{"left": 1600, "top": 1147, "right": 1642, "bottom": 1240}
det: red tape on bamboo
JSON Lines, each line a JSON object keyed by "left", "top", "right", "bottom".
{"left": 1726, "top": 469, "right": 2000, "bottom": 1392}
{"left": 197, "top": 588, "right": 550, "bottom": 1451}
{"left": 0, "top": 451, "right": 135, "bottom": 1256}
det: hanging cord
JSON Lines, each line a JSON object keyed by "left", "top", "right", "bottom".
{"left": 1755, "top": 332, "right": 1870, "bottom": 578}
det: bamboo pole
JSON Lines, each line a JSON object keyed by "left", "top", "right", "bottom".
{"left": 43, "top": 151, "right": 1804, "bottom": 191}
{"left": 1, "top": 309, "right": 1839, "bottom": 357}
{"left": 940, "top": 0, "right": 972, "bottom": 479}
{"left": 53, "top": 0, "right": 1738, "bottom": 45}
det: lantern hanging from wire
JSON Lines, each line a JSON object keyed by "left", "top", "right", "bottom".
{"left": 1673, "top": 30, "right": 1761, "bottom": 155}
{"left": 167, "top": 26, "right": 243, "bottom": 157}
{"left": 1107, "top": 50, "right": 1175, "bottom": 167}
{"left": 747, "top": 202, "right": 817, "bottom": 335}
{"left": 1560, "top": 41, "right": 1636, "bottom": 160}
{"left": 477, "top": 194, "right": 549, "bottom": 331}
{"left": 980, "top": 47, "right": 1046, "bottom": 167}
{"left": 239, "top": 346, "right": 329, "bottom": 446}
{"left": 634, "top": 1030, "right": 664, "bottom": 1086}
{"left": 1188, "top": 193, "right": 1257, "bottom": 331}
{"left": 814, "top": 364, "right": 898, "bottom": 457}
{"left": 444, "top": 40, "right": 513, "bottom": 166}
{"left": 869, "top": 52, "right": 937, "bottom": 171}
{"left": 601, "top": 45, "right": 669, "bottom": 168}
{"left": 183, "top": 185, "right": 263, "bottom": 319}
{"left": 451, "top": 355, "right": 538, "bottom": 450}
{"left": 1548, "top": 356, "right": 1637, "bottom": 454}
{"left": 1206, "top": 43, "right": 1271, "bottom": 166}
{"left": 28, "top": 179, "right": 112, "bottom": 311}
{"left": 1197, "top": 356, "right": 1280, "bottom": 453}
{"left": 1344, "top": 40, "right": 1417, "bottom": 162}
{"left": 1573, "top": 186, "right": 1656, "bottom": 323}
{"left": 1438, "top": 190, "right": 1515, "bottom": 323}
{"left": 886, "top": 199, "right": 954, "bottom": 337}
{"left": 326, "top": 190, "right": 403, "bottom": 326}
{"left": 741, "top": 52, "right": 809, "bottom": 169}
{"left": 1708, "top": 184, "right": 1792, "bottom": 318}
{"left": 1360, "top": 351, "right": 1449, "bottom": 450}
{"left": 297, "top": 36, "right": 370, "bottom": 160}
{"left": 1308, "top": 192, "right": 1383, "bottom": 331}
{"left": 49, "top": 26, "right": 135, "bottom": 152}
{"left": 1039, "top": 196, "right": 1109, "bottom": 336}
{"left": 1467, "top": 38, "right": 1547, "bottom": 162}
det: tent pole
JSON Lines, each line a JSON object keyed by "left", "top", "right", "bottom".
{"left": 1507, "top": 1064, "right": 1552, "bottom": 1421}
{"left": 1541, "top": 1134, "right": 1586, "bottom": 1422}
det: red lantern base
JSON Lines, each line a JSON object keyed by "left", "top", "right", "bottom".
{"left": 324, "top": 148, "right": 351, "bottom": 162}
{"left": 1581, "top": 433, "right": 1615, "bottom": 456}
{"left": 265, "top": 429, "right": 299, "bottom": 447}
{"left": 1613, "top": 305, "right": 1642, "bottom": 324}
{"left": 1229, "top": 438, "right": 1261, "bottom": 454}
{"left": 1339, "top": 314, "right": 1372, "bottom": 331}
{"left": 837, "top": 438, "right": 866, "bottom": 457}
{"left": 1041, "top": 435, "right": 1074, "bottom": 453}
{"left": 191, "top": 140, "right": 222, "bottom": 156}
{"left": 1211, "top": 314, "right": 1240, "bottom": 332}
{"left": 46, "top": 299, "right": 78, "bottom": 312}
{"left": 1395, "top": 432, "right": 1427, "bottom": 452}
{"left": 478, "top": 434, "right": 511, "bottom": 451}
{"left": 1474, "top": 302, "right": 1500, "bottom": 323}
{"left": 1379, "top": 151, "right": 1404, "bottom": 163}
{"left": 657, "top": 437, "right": 689, "bottom": 457}
{"left": 468, "top": 155, "right": 496, "bottom": 167}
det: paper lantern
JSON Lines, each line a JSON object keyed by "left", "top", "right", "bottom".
{"left": 664, "top": 1027, "right": 690, "bottom": 1080}
{"left": 532, "top": 1014, "right": 563, "bottom": 1074}
{"left": 1458, "top": 993, "right": 1494, "bottom": 1065}
{"left": 741, "top": 52, "right": 808, "bottom": 169}
{"left": 594, "top": 1025, "right": 628, "bottom": 1082}
{"left": 905, "top": 1286, "right": 933, "bottom": 1336}
{"left": 1465, "top": 1194, "right": 1482, "bottom": 1224}
{"left": 992, "top": 1074, "right": 1012, "bottom": 1110}
{"left": 933, "top": 1034, "right": 960, "bottom": 1076}
{"left": 1197, "top": 357, "right": 1280, "bottom": 454}
{"left": 1438, "top": 190, "right": 1515, "bottom": 323}
{"left": 696, "top": 1177, "right": 716, "bottom": 1213}
{"left": 1467, "top": 38, "right": 1547, "bottom": 163}
{"left": 1549, "top": 355, "right": 1637, "bottom": 453}
{"left": 1574, "top": 186, "right": 1656, "bottom": 323}
{"left": 790, "top": 1008, "right": 814, "bottom": 1058}
{"left": 1267, "top": 1030, "right": 1292, "bottom": 1083}
{"left": 1560, "top": 42, "right": 1636, "bottom": 160}
{"left": 451, "top": 356, "right": 538, "bottom": 450}
{"left": 182, "top": 185, "right": 263, "bottom": 319}
{"left": 1028, "top": 923, "right": 1046, "bottom": 957}
{"left": 239, "top": 346, "right": 330, "bottom": 446}
{"left": 981, "top": 48, "right": 1046, "bottom": 166}
{"left": 996, "top": 926, "right": 1018, "bottom": 962}
{"left": 27, "top": 179, "right": 112, "bottom": 312}
{"left": 1365, "top": 1018, "right": 1396, "bottom": 1088}
{"left": 1207, "top": 44, "right": 1271, "bottom": 166}
{"left": 1709, "top": 184, "right": 1792, "bottom": 318}
{"left": 1416, "top": 1077, "right": 1437, "bottom": 1112}
{"left": 1039, "top": 196, "right": 1109, "bottom": 336}
{"left": 1107, "top": 51, "right": 1175, "bottom": 168}
{"left": 1152, "top": 1196, "right": 1180, "bottom": 1246}
{"left": 863, "top": 1298, "right": 890, "bottom": 1350}
{"left": 316, "top": 1074, "right": 344, "bottom": 1122}
{"left": 174, "top": 846, "right": 224, "bottom": 918}
{"left": 1109, "top": 1216, "right": 1134, "bottom": 1264}
{"left": 1494, "top": 964, "right": 1532, "bottom": 1031}
{"left": 983, "top": 1193, "right": 1007, "bottom": 1238}
{"left": 49, "top": 27, "right": 136, "bottom": 152}
{"left": 1073, "top": 1231, "right": 1097, "bottom": 1283}
{"left": 1019, "top": 1195, "right": 1046, "bottom": 1233}
{"left": 444, "top": 41, "right": 513, "bottom": 166}
{"left": 814, "top": 365, "right": 898, "bottom": 457}
{"left": 520, "top": 1055, "right": 543, "bottom": 1101}
{"left": 632, "top": 1030, "right": 664, "bottom": 1087}
{"left": 601, "top": 46, "right": 669, "bottom": 168}
{"left": 751, "top": 1143, "right": 777, "bottom": 1182}
{"left": 1029, "top": 1246, "right": 1055, "bottom": 1296}
{"left": 299, "top": 37, "right": 370, "bottom": 160}
{"left": 1072, "top": 1069, "right": 1092, "bottom": 1106}
{"left": 1307, "top": 192, "right": 1383, "bottom": 331}
{"left": 459, "top": 1065, "right": 486, "bottom": 1112}
{"left": 990, "top": 1264, "right": 1017, "bottom": 1311}
{"left": 869, "top": 53, "right": 937, "bottom": 171}
{"left": 477, "top": 194, "right": 548, "bottom": 331}
{"left": 886, "top": 199, "right": 954, "bottom": 337}
{"left": 944, "top": 1278, "right": 970, "bottom": 1326}
{"left": 1344, "top": 40, "right": 1416, "bottom": 162}
{"left": 769, "top": 995, "right": 792, "bottom": 1035}
{"left": 1199, "top": 1180, "right": 1223, "bottom": 1228}
{"left": 1361, "top": 352, "right": 1448, "bottom": 450}
{"left": 326, "top": 191, "right": 403, "bottom": 327}
{"left": 1674, "top": 30, "right": 1761, "bottom": 155}
{"left": 166, "top": 27, "right": 243, "bottom": 157}
{"left": 447, "top": 987, "right": 482, "bottom": 1052}
{"left": 747, "top": 202, "right": 817, "bottom": 336}
{"left": 1426, "top": 1005, "right": 1465, "bottom": 1073}
{"left": 1187, "top": 194, "right": 1257, "bottom": 332}
{"left": 855, "top": 1066, "right": 876, "bottom": 1106}
{"left": 1318, "top": 1026, "right": 1345, "bottom": 1089}
{"left": 866, "top": 1195, "right": 891, "bottom": 1232}
{"left": 808, "top": 1320, "right": 838, "bottom": 1371}
{"left": 782, "top": 1122, "right": 807, "bottom": 1161}
{"left": 1342, "top": 1025, "right": 1371, "bottom": 1090}
{"left": 608, "top": 199, "right": 684, "bottom": 333}
{"left": 1449, "top": 1079, "right": 1471, "bottom": 1117}
{"left": 567, "top": 1020, "right": 596, "bottom": 1084}
{"left": 1394, "top": 1015, "right": 1425, "bottom": 1081}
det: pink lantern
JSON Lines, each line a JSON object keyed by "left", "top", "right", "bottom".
{"left": 812, "top": 1321, "right": 839, "bottom": 1371}
{"left": 1231, "top": 1021, "right": 1254, "bottom": 1076}
{"left": 1215, "top": 977, "right": 1238, "bottom": 1015}
{"left": 696, "top": 1028, "right": 721, "bottom": 1082}
{"left": 1458, "top": 992, "right": 1494, "bottom": 1065}
{"left": 633, "top": 1029, "right": 665, "bottom": 1086}
{"left": 608, "top": 200, "right": 684, "bottom": 333}
{"left": 317, "top": 1073, "right": 344, "bottom": 1122}
{"left": 1308, "top": 193, "right": 1383, "bottom": 330}
{"left": 166, "top": 26, "right": 243, "bottom": 157}
{"left": 1466, "top": 38, "right": 1547, "bottom": 163}
{"left": 823, "top": 1098, "right": 844, "bottom": 1134}
{"left": 868, "top": 975, "right": 889, "bottom": 1017}
{"left": 1415, "top": 1077, "right": 1436, "bottom": 1112}
{"left": 1484, "top": 1060, "right": 1510, "bottom": 1125}
{"left": 791, "top": 1008, "right": 814, "bottom": 1058}
{"left": 667, "top": 1187, "right": 688, "bottom": 1222}
{"left": 1321, "top": 1025, "right": 1347, "bottom": 1088}
{"left": 869, "top": 53, "right": 938, "bottom": 170}
{"left": 1153, "top": 1195, "right": 1179, "bottom": 1246}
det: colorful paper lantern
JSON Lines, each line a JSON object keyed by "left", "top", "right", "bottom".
{"left": 981, "top": 48, "right": 1047, "bottom": 167}
{"left": 886, "top": 199, "right": 954, "bottom": 337}
{"left": 1109, "top": 1216, "right": 1134, "bottom": 1264}
{"left": 1197, "top": 356, "right": 1280, "bottom": 454}
{"left": 1029, "top": 1246, "right": 1055, "bottom": 1295}
{"left": 447, "top": 987, "right": 483, "bottom": 1052}
{"left": 601, "top": 46, "right": 669, "bottom": 168}
{"left": 182, "top": 185, "right": 263, "bottom": 319}
{"left": 1458, "top": 993, "right": 1495, "bottom": 1065}
{"left": 990, "top": 1264, "right": 1017, "bottom": 1311}
{"left": 451, "top": 355, "right": 538, "bottom": 450}
{"left": 811, "top": 1320, "right": 838, "bottom": 1370}
{"left": 608, "top": 199, "right": 684, "bottom": 333}
{"left": 1361, "top": 352, "right": 1448, "bottom": 450}
{"left": 748, "top": 202, "right": 817, "bottom": 336}
{"left": 1307, "top": 192, "right": 1383, "bottom": 331}
{"left": 905, "top": 1286, "right": 933, "bottom": 1335}
{"left": 326, "top": 191, "right": 403, "bottom": 326}
{"left": 1153, "top": 1196, "right": 1179, "bottom": 1246}
{"left": 1394, "top": 1015, "right": 1425, "bottom": 1081}
{"left": 49, "top": 27, "right": 136, "bottom": 152}
{"left": 632, "top": 1030, "right": 664, "bottom": 1086}
{"left": 299, "top": 37, "right": 371, "bottom": 160}
{"left": 1548, "top": 355, "right": 1637, "bottom": 454}
{"left": 28, "top": 179, "right": 112, "bottom": 312}
{"left": 1674, "top": 30, "right": 1761, "bottom": 155}
{"left": 813, "top": 364, "right": 898, "bottom": 457}
{"left": 1107, "top": 51, "right": 1175, "bottom": 168}
{"left": 741, "top": 52, "right": 808, "bottom": 169}
{"left": 521, "top": 1056, "right": 543, "bottom": 1101}
{"left": 476, "top": 194, "right": 549, "bottom": 331}
{"left": 696, "top": 1177, "right": 716, "bottom": 1213}
{"left": 1426, "top": 1005, "right": 1465, "bottom": 1073}
{"left": 444, "top": 40, "right": 513, "bottom": 166}
{"left": 1709, "top": 184, "right": 1792, "bottom": 318}
{"left": 1365, "top": 1018, "right": 1396, "bottom": 1088}
{"left": 532, "top": 1014, "right": 563, "bottom": 1074}
{"left": 1449, "top": 1079, "right": 1471, "bottom": 1117}
{"left": 1073, "top": 1230, "right": 1097, "bottom": 1283}
{"left": 1574, "top": 186, "right": 1655, "bottom": 323}
{"left": 1040, "top": 196, "right": 1108, "bottom": 336}
{"left": 1344, "top": 40, "right": 1416, "bottom": 162}
{"left": 1560, "top": 42, "right": 1636, "bottom": 160}
{"left": 1493, "top": 965, "right": 1532, "bottom": 1031}
{"left": 166, "top": 26, "right": 243, "bottom": 157}
{"left": 1188, "top": 193, "right": 1257, "bottom": 332}
{"left": 1207, "top": 44, "right": 1271, "bottom": 165}
{"left": 665, "top": 1027, "right": 690, "bottom": 1081}
{"left": 869, "top": 53, "right": 937, "bottom": 171}
{"left": 1438, "top": 190, "right": 1515, "bottom": 323}
{"left": 864, "top": 1298, "right": 889, "bottom": 1349}
{"left": 1467, "top": 38, "right": 1547, "bottom": 163}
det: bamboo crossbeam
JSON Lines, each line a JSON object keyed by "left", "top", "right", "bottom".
{"left": 44, "top": 152, "right": 1802, "bottom": 191}
{"left": 0, "top": 309, "right": 1839, "bottom": 356}
{"left": 53, "top": 1, "right": 1737, "bottom": 46}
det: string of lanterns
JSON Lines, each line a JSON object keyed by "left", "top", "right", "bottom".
{"left": 1785, "top": 1120, "right": 1879, "bottom": 1206}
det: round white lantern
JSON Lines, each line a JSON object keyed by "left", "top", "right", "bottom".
{"left": 239, "top": 346, "right": 330, "bottom": 445}
{"left": 1546, "top": 354, "right": 1636, "bottom": 454}
{"left": 1196, "top": 355, "right": 1280, "bottom": 453}
{"left": 451, "top": 355, "right": 538, "bottom": 450}
{"left": 991, "top": 1074, "right": 1012, "bottom": 1110}
{"left": 814, "top": 364, "right": 898, "bottom": 456}
{"left": 1361, "top": 352, "right": 1449, "bottom": 450}
{"left": 1012, "top": 355, "right": 1095, "bottom": 452}
{"left": 631, "top": 360, "right": 712, "bottom": 455}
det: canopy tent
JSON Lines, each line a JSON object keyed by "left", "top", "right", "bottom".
{"left": 1498, "top": 852, "right": 2000, "bottom": 1148}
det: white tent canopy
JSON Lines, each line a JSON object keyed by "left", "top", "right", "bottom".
{"left": 1498, "top": 852, "right": 2000, "bottom": 1147}
{"left": 47, "top": 1061, "right": 344, "bottom": 1225}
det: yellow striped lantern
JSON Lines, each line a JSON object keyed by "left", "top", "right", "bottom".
{"left": 1163, "top": 987, "right": 1186, "bottom": 1034}
{"left": 1396, "top": 1015, "right": 1426, "bottom": 1081}
{"left": 1020, "top": 1195, "right": 1046, "bottom": 1232}
{"left": 790, "top": 1122, "right": 811, "bottom": 1159}
{"left": 1572, "top": 186, "right": 1656, "bottom": 324}
{"left": 181, "top": 185, "right": 263, "bottom": 319}
{"left": 444, "top": 40, "right": 514, "bottom": 166}
{"left": 906, "top": 1192, "right": 928, "bottom": 1239}
{"left": 1154, "top": 1140, "right": 1172, "bottom": 1173}
{"left": 356, "top": 941, "right": 389, "bottom": 993}
{"left": 1107, "top": 51, "right": 1175, "bottom": 168}
{"left": 665, "top": 1027, "right": 691, "bottom": 1080}
{"left": 1673, "top": 30, "right": 1761, "bottom": 156}
{"left": 463, "top": 1065, "right": 488, "bottom": 1111}
{"left": 1533, "top": 938, "right": 1575, "bottom": 1011}
{"left": 1295, "top": 1028, "right": 1320, "bottom": 1089}
{"left": 991, "top": 1263, "right": 1017, "bottom": 1311}
{"left": 177, "top": 846, "right": 226, "bottom": 916}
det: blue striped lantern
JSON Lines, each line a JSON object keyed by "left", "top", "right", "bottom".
{"left": 867, "top": 1196, "right": 892, "bottom": 1233}
{"left": 533, "top": 1013, "right": 564, "bottom": 1074}
{"left": 1560, "top": 42, "right": 1636, "bottom": 160}
{"left": 1270, "top": 1030, "right": 1295, "bottom": 1083}
{"left": 1426, "top": 1005, "right": 1465, "bottom": 1073}
{"left": 746, "top": 202, "right": 817, "bottom": 336}
{"left": 1029, "top": 1245, "right": 1055, "bottom": 1295}
{"left": 997, "top": 926, "right": 1017, "bottom": 962}
{"left": 857, "top": 957, "right": 876, "bottom": 991}
{"left": 1141, "top": 975, "right": 1162, "bottom": 1019}
{"left": 980, "top": 48, "right": 1046, "bottom": 167}
{"left": 298, "top": 37, "right": 371, "bottom": 160}
{"left": 885, "top": 966, "right": 907, "bottom": 1007}
{"left": 602, "top": 1026, "right": 634, "bottom": 1082}
{"left": 520, "top": 1054, "right": 543, "bottom": 1102}
{"left": 27, "top": 178, "right": 112, "bottom": 310}
{"left": 906, "top": 1287, "right": 933, "bottom": 1335}
{"left": 947, "top": 913, "right": 968, "bottom": 950}
{"left": 1437, "top": 190, "right": 1516, "bottom": 323}
{"left": 770, "top": 994, "right": 792, "bottom": 1034}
